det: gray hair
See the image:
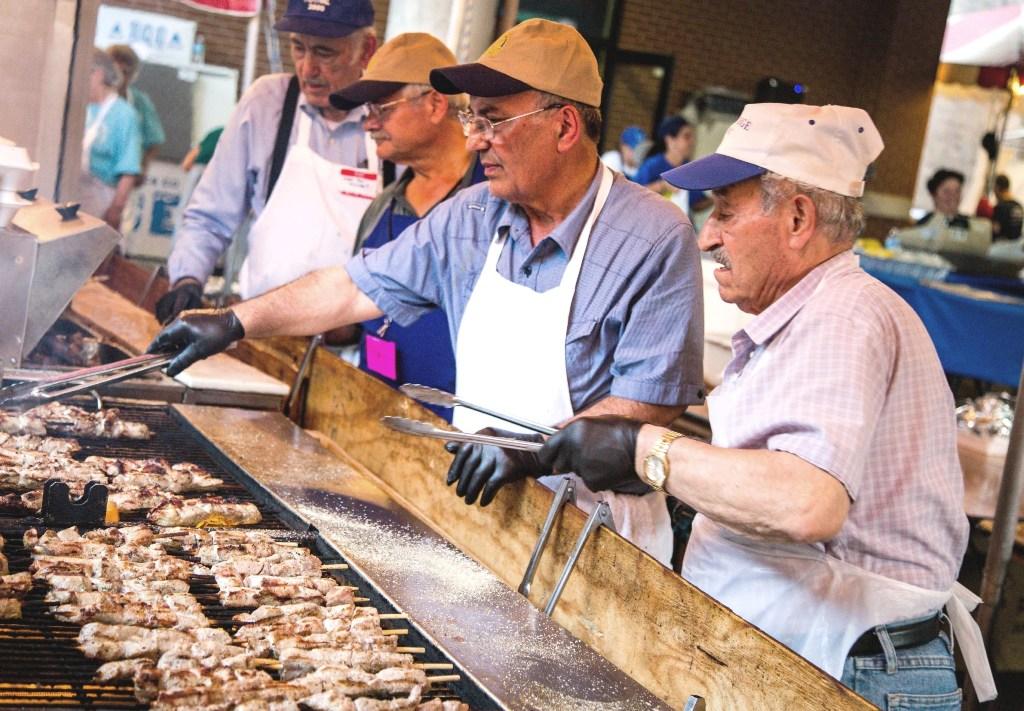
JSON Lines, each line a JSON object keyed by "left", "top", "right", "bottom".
{"left": 535, "top": 90, "right": 602, "bottom": 143}
{"left": 403, "top": 83, "right": 468, "bottom": 114}
{"left": 759, "top": 171, "right": 865, "bottom": 245}
{"left": 92, "top": 47, "right": 122, "bottom": 88}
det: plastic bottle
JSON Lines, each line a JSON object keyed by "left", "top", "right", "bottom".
{"left": 192, "top": 33, "right": 206, "bottom": 65}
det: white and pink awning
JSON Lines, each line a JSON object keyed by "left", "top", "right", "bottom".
{"left": 175, "top": 0, "right": 260, "bottom": 17}
{"left": 941, "top": 4, "right": 1024, "bottom": 67}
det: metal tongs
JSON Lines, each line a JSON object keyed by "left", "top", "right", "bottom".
{"left": 398, "top": 384, "right": 557, "bottom": 435}
{"left": 0, "top": 352, "right": 173, "bottom": 410}
{"left": 382, "top": 416, "right": 543, "bottom": 451}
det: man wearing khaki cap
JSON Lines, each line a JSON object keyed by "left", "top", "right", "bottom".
{"left": 330, "top": 33, "right": 485, "bottom": 419}
{"left": 148, "top": 19, "right": 704, "bottom": 566}
{"left": 537, "top": 103, "right": 996, "bottom": 705}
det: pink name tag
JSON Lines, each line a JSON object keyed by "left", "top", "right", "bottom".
{"left": 365, "top": 334, "right": 398, "bottom": 380}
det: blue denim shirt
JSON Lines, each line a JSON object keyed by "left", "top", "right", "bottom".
{"left": 347, "top": 167, "right": 705, "bottom": 410}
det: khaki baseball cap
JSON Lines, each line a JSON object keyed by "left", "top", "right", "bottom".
{"left": 430, "top": 18, "right": 603, "bottom": 107}
{"left": 331, "top": 32, "right": 457, "bottom": 110}
{"left": 664, "top": 103, "right": 884, "bottom": 198}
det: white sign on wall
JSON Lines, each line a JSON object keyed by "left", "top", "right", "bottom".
{"left": 95, "top": 5, "right": 197, "bottom": 67}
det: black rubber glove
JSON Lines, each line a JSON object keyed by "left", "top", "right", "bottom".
{"left": 146, "top": 309, "right": 245, "bottom": 377}
{"left": 444, "top": 429, "right": 550, "bottom": 507}
{"left": 155, "top": 279, "right": 204, "bottom": 325}
{"left": 538, "top": 416, "right": 652, "bottom": 496}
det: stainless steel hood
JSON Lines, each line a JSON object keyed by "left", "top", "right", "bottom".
{"left": 0, "top": 198, "right": 119, "bottom": 369}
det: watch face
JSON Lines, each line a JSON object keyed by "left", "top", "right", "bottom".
{"left": 644, "top": 457, "right": 666, "bottom": 487}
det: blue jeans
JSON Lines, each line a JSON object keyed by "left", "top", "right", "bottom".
{"left": 841, "top": 627, "right": 961, "bottom": 710}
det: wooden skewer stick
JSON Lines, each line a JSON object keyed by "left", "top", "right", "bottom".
{"left": 395, "top": 646, "right": 425, "bottom": 654}
{"left": 250, "top": 657, "right": 281, "bottom": 668}
{"left": 380, "top": 628, "right": 407, "bottom": 636}
{"left": 427, "top": 675, "right": 461, "bottom": 684}
{"left": 321, "top": 563, "right": 349, "bottom": 570}
{"left": 354, "top": 597, "right": 369, "bottom": 603}
{"left": 377, "top": 613, "right": 407, "bottom": 620}
{"left": 414, "top": 663, "right": 454, "bottom": 670}
{"left": 273, "top": 541, "right": 300, "bottom": 547}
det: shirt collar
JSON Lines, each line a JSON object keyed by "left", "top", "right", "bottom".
{"left": 299, "top": 97, "right": 367, "bottom": 128}
{"left": 741, "top": 249, "right": 859, "bottom": 346}
{"left": 493, "top": 162, "right": 604, "bottom": 257}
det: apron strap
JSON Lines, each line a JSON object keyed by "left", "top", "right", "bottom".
{"left": 266, "top": 74, "right": 301, "bottom": 202}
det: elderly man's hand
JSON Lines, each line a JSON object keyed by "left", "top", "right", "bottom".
{"left": 538, "top": 416, "right": 652, "bottom": 495}
{"left": 155, "top": 279, "right": 204, "bottom": 325}
{"left": 146, "top": 309, "right": 245, "bottom": 377}
{"left": 444, "top": 429, "right": 549, "bottom": 507}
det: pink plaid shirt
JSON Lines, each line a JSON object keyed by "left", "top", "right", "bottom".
{"left": 707, "top": 250, "right": 968, "bottom": 590}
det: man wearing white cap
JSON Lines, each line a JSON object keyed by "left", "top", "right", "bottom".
{"left": 148, "top": 19, "right": 705, "bottom": 567}
{"left": 537, "top": 104, "right": 996, "bottom": 706}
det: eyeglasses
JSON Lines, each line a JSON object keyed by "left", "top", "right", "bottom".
{"left": 365, "top": 90, "right": 432, "bottom": 121}
{"left": 458, "top": 104, "right": 565, "bottom": 140}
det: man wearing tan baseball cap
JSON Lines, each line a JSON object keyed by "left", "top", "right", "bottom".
{"left": 327, "top": 33, "right": 485, "bottom": 416}
{"left": 536, "top": 102, "right": 996, "bottom": 706}
{"left": 146, "top": 19, "right": 705, "bottom": 567}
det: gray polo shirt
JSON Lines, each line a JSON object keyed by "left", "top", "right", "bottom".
{"left": 346, "top": 167, "right": 705, "bottom": 410}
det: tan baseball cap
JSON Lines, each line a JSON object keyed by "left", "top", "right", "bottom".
{"left": 330, "top": 32, "right": 457, "bottom": 110}
{"left": 663, "top": 103, "right": 884, "bottom": 198}
{"left": 430, "top": 18, "right": 603, "bottom": 107}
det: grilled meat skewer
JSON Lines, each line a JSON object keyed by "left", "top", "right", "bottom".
{"left": 149, "top": 497, "right": 262, "bottom": 527}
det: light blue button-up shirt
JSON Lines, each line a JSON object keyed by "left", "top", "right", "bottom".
{"left": 169, "top": 73, "right": 369, "bottom": 285}
{"left": 347, "top": 168, "right": 705, "bottom": 410}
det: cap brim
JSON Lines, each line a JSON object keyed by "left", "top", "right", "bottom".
{"left": 330, "top": 80, "right": 407, "bottom": 110}
{"left": 662, "top": 153, "right": 766, "bottom": 191}
{"left": 275, "top": 16, "right": 366, "bottom": 38}
{"left": 430, "top": 63, "right": 533, "bottom": 97}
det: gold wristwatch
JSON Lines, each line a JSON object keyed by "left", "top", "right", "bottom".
{"left": 641, "top": 430, "right": 683, "bottom": 491}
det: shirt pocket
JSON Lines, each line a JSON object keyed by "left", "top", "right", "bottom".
{"left": 564, "top": 318, "right": 600, "bottom": 370}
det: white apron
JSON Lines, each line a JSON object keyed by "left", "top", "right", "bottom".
{"left": 79, "top": 95, "right": 118, "bottom": 221}
{"left": 682, "top": 328, "right": 996, "bottom": 701}
{"left": 239, "top": 110, "right": 378, "bottom": 299}
{"left": 453, "top": 166, "right": 673, "bottom": 566}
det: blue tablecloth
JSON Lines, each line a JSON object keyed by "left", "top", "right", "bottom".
{"left": 863, "top": 265, "right": 1024, "bottom": 387}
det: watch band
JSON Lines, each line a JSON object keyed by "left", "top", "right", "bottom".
{"left": 644, "top": 430, "right": 684, "bottom": 489}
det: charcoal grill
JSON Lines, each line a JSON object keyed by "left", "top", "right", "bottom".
{"left": 0, "top": 402, "right": 498, "bottom": 710}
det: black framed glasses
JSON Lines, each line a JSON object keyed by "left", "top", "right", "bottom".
{"left": 457, "top": 104, "right": 565, "bottom": 140}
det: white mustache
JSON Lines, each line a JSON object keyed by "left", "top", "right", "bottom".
{"left": 710, "top": 247, "right": 731, "bottom": 269}
{"left": 303, "top": 79, "right": 329, "bottom": 89}
{"left": 370, "top": 132, "right": 389, "bottom": 142}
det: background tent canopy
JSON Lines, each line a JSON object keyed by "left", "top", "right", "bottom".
{"left": 941, "top": 4, "right": 1024, "bottom": 67}
{"left": 176, "top": 0, "right": 260, "bottom": 17}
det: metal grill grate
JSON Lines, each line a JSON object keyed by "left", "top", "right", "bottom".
{"left": 0, "top": 402, "right": 497, "bottom": 710}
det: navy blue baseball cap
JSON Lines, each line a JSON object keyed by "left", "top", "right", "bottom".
{"left": 275, "top": 0, "right": 374, "bottom": 38}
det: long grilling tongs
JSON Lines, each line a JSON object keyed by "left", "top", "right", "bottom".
{"left": 398, "top": 384, "right": 558, "bottom": 435}
{"left": 0, "top": 352, "right": 174, "bottom": 410}
{"left": 381, "top": 416, "right": 544, "bottom": 451}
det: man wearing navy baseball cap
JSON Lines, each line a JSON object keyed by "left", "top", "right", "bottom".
{"left": 537, "top": 103, "right": 996, "bottom": 706}
{"left": 157, "top": 0, "right": 379, "bottom": 326}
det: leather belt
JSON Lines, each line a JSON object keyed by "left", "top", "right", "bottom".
{"left": 848, "top": 614, "right": 943, "bottom": 657}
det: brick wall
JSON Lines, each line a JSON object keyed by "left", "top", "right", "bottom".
{"left": 102, "top": 0, "right": 391, "bottom": 95}
{"left": 611, "top": 0, "right": 951, "bottom": 206}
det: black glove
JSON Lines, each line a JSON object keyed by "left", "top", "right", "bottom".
{"left": 538, "top": 416, "right": 652, "bottom": 495}
{"left": 146, "top": 309, "right": 245, "bottom": 377}
{"left": 444, "top": 429, "right": 549, "bottom": 507}
{"left": 155, "top": 279, "right": 204, "bottom": 325}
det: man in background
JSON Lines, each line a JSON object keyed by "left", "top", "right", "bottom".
{"left": 992, "top": 173, "right": 1023, "bottom": 242}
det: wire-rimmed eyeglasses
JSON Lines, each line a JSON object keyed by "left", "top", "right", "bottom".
{"left": 458, "top": 104, "right": 565, "bottom": 140}
{"left": 365, "top": 90, "right": 432, "bottom": 121}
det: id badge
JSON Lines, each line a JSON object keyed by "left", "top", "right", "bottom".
{"left": 365, "top": 334, "right": 398, "bottom": 380}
